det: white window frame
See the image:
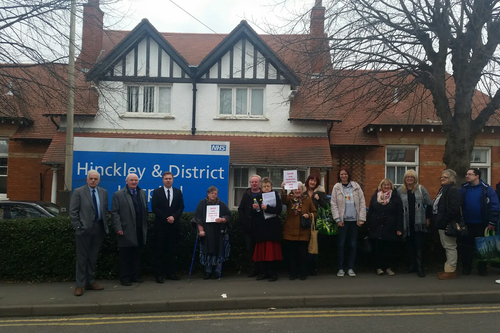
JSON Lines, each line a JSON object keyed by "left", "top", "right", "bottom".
{"left": 385, "top": 145, "right": 419, "bottom": 186}
{"left": 471, "top": 147, "right": 491, "bottom": 184}
{"left": 125, "top": 84, "right": 172, "bottom": 115}
{"left": 218, "top": 86, "right": 265, "bottom": 118}
{"left": 0, "top": 138, "right": 8, "bottom": 199}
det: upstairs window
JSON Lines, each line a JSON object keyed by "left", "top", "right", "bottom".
{"left": 127, "top": 85, "right": 171, "bottom": 114}
{"left": 219, "top": 87, "right": 264, "bottom": 116}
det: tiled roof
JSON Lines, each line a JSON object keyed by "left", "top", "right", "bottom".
{"left": 42, "top": 132, "right": 332, "bottom": 167}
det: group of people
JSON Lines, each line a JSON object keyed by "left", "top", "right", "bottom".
{"left": 69, "top": 166, "right": 500, "bottom": 296}
{"left": 70, "top": 170, "right": 185, "bottom": 296}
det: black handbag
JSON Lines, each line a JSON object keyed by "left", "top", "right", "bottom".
{"left": 300, "top": 215, "right": 312, "bottom": 229}
{"left": 445, "top": 218, "right": 468, "bottom": 237}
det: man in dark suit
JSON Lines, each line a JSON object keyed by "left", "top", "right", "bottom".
{"left": 70, "top": 170, "right": 109, "bottom": 296}
{"left": 152, "top": 171, "right": 185, "bottom": 283}
{"left": 111, "top": 173, "right": 148, "bottom": 286}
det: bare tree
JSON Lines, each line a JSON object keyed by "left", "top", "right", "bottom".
{"left": 269, "top": 0, "right": 500, "bottom": 182}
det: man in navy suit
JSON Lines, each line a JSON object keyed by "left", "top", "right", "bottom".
{"left": 152, "top": 171, "right": 185, "bottom": 283}
{"left": 70, "top": 170, "right": 109, "bottom": 296}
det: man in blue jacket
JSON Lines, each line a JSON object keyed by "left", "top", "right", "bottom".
{"left": 460, "top": 168, "right": 500, "bottom": 276}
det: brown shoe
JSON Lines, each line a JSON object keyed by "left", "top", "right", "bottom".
{"left": 85, "top": 283, "right": 104, "bottom": 291}
{"left": 438, "top": 271, "right": 457, "bottom": 280}
{"left": 74, "top": 287, "right": 84, "bottom": 296}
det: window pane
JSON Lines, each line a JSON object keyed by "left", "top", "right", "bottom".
{"left": 0, "top": 139, "right": 8, "bottom": 155}
{"left": 234, "top": 188, "right": 247, "bottom": 207}
{"left": 220, "top": 88, "right": 232, "bottom": 114}
{"left": 396, "top": 167, "right": 406, "bottom": 185}
{"left": 479, "top": 168, "right": 489, "bottom": 184}
{"left": 257, "top": 168, "right": 269, "bottom": 178}
{"left": 387, "top": 149, "right": 415, "bottom": 162}
{"left": 235, "top": 88, "right": 247, "bottom": 115}
{"left": 386, "top": 166, "right": 396, "bottom": 183}
{"left": 0, "top": 177, "right": 6, "bottom": 194}
{"left": 158, "top": 87, "right": 171, "bottom": 113}
{"left": 0, "top": 158, "right": 7, "bottom": 167}
{"left": 127, "top": 86, "right": 139, "bottom": 112}
{"left": 270, "top": 169, "right": 282, "bottom": 185}
{"left": 0, "top": 167, "right": 7, "bottom": 176}
{"left": 233, "top": 168, "right": 249, "bottom": 188}
{"left": 143, "top": 86, "right": 154, "bottom": 113}
{"left": 298, "top": 171, "right": 306, "bottom": 183}
{"left": 471, "top": 149, "right": 487, "bottom": 164}
{"left": 251, "top": 89, "right": 264, "bottom": 115}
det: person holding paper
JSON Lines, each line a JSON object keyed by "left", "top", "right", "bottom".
{"left": 252, "top": 177, "right": 283, "bottom": 282}
{"left": 303, "top": 174, "right": 329, "bottom": 276}
{"left": 191, "top": 186, "right": 231, "bottom": 280}
{"left": 281, "top": 181, "right": 317, "bottom": 281}
{"left": 238, "top": 175, "right": 262, "bottom": 277}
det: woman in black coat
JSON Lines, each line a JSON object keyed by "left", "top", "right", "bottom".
{"left": 433, "top": 169, "right": 461, "bottom": 280}
{"left": 367, "top": 178, "right": 403, "bottom": 276}
{"left": 252, "top": 177, "right": 283, "bottom": 282}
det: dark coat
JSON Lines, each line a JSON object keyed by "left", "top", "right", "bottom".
{"left": 252, "top": 191, "right": 283, "bottom": 243}
{"left": 111, "top": 187, "right": 148, "bottom": 247}
{"left": 191, "top": 198, "right": 231, "bottom": 255}
{"left": 238, "top": 188, "right": 261, "bottom": 235}
{"left": 366, "top": 190, "right": 403, "bottom": 241}
{"left": 151, "top": 186, "right": 184, "bottom": 231}
{"left": 460, "top": 180, "right": 500, "bottom": 227}
{"left": 433, "top": 184, "right": 461, "bottom": 230}
{"left": 304, "top": 185, "right": 329, "bottom": 210}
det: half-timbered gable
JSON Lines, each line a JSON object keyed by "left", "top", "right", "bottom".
{"left": 196, "top": 21, "right": 300, "bottom": 86}
{"left": 87, "top": 19, "right": 192, "bottom": 83}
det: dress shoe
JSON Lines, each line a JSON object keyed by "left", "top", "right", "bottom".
{"left": 74, "top": 287, "right": 84, "bottom": 296}
{"left": 417, "top": 269, "right": 426, "bottom": 278}
{"left": 438, "top": 271, "right": 457, "bottom": 280}
{"left": 130, "top": 278, "right": 143, "bottom": 283}
{"left": 165, "top": 274, "right": 180, "bottom": 281}
{"left": 203, "top": 272, "right": 212, "bottom": 280}
{"left": 256, "top": 274, "right": 267, "bottom": 281}
{"left": 85, "top": 283, "right": 104, "bottom": 291}
{"left": 155, "top": 276, "right": 164, "bottom": 284}
{"left": 268, "top": 275, "right": 278, "bottom": 282}
{"left": 120, "top": 280, "right": 132, "bottom": 286}
{"left": 247, "top": 271, "right": 258, "bottom": 278}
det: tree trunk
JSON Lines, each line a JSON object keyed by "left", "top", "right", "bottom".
{"left": 442, "top": 120, "right": 476, "bottom": 186}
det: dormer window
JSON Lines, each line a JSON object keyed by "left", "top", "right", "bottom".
{"left": 219, "top": 87, "right": 264, "bottom": 117}
{"left": 127, "top": 84, "right": 171, "bottom": 114}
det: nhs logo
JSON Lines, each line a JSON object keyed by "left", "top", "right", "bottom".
{"left": 211, "top": 144, "right": 227, "bottom": 151}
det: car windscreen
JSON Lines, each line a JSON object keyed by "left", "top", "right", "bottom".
{"left": 37, "top": 202, "right": 60, "bottom": 216}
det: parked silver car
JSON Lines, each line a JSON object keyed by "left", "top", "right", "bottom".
{"left": 0, "top": 201, "right": 59, "bottom": 219}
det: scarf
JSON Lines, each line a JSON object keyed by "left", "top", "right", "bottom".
{"left": 377, "top": 190, "right": 392, "bottom": 205}
{"left": 291, "top": 195, "right": 303, "bottom": 215}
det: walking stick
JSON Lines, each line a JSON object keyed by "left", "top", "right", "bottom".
{"left": 218, "top": 234, "right": 227, "bottom": 280}
{"left": 188, "top": 234, "right": 199, "bottom": 282}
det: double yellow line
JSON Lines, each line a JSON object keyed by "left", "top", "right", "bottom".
{"left": 1, "top": 305, "right": 500, "bottom": 327}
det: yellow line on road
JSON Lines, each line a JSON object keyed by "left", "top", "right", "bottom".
{"left": 1, "top": 308, "right": 500, "bottom": 327}
{"left": 3, "top": 305, "right": 500, "bottom": 324}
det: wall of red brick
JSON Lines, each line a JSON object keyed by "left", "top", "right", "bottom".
{"left": 6, "top": 140, "right": 64, "bottom": 202}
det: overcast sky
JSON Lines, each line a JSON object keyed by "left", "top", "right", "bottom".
{"left": 105, "top": 0, "right": 311, "bottom": 34}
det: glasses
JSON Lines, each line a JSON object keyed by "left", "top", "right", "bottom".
{"left": 440, "top": 176, "right": 449, "bottom": 179}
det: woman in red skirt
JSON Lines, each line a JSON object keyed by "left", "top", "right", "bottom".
{"left": 252, "top": 177, "right": 283, "bottom": 282}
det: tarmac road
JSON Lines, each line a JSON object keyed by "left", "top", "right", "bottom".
{"left": 0, "top": 304, "right": 499, "bottom": 333}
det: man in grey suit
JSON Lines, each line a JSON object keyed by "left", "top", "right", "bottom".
{"left": 111, "top": 173, "right": 148, "bottom": 286}
{"left": 70, "top": 170, "right": 109, "bottom": 297}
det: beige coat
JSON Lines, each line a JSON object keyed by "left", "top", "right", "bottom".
{"left": 330, "top": 181, "right": 366, "bottom": 222}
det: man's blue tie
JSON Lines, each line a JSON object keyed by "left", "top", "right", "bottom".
{"left": 92, "top": 189, "right": 99, "bottom": 221}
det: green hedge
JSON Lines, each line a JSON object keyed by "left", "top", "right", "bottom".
{"left": 0, "top": 212, "right": 446, "bottom": 281}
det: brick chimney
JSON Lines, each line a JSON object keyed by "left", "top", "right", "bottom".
{"left": 309, "top": 0, "right": 326, "bottom": 75}
{"left": 76, "top": 0, "right": 104, "bottom": 72}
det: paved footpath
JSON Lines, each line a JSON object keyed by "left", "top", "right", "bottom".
{"left": 1, "top": 270, "right": 499, "bottom": 317}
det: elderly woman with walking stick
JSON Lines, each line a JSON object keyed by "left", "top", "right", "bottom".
{"left": 191, "top": 186, "right": 231, "bottom": 280}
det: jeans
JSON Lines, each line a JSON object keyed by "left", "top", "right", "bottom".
{"left": 337, "top": 221, "right": 358, "bottom": 270}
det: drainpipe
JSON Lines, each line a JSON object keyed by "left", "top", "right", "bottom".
{"left": 51, "top": 167, "right": 58, "bottom": 204}
{"left": 191, "top": 79, "right": 197, "bottom": 135}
